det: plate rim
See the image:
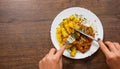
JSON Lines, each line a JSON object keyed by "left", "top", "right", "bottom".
{"left": 50, "top": 7, "right": 104, "bottom": 59}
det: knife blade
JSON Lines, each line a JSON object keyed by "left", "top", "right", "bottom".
{"left": 74, "top": 28, "right": 98, "bottom": 41}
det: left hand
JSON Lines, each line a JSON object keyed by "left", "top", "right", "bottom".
{"left": 39, "top": 46, "right": 65, "bottom": 69}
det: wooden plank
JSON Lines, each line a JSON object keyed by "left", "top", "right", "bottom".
{"left": 0, "top": 0, "right": 119, "bottom": 69}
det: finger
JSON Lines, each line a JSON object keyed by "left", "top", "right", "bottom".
{"left": 39, "top": 60, "right": 43, "bottom": 69}
{"left": 105, "top": 41, "right": 117, "bottom": 52}
{"left": 113, "top": 42, "right": 120, "bottom": 50}
{"left": 40, "top": 56, "right": 47, "bottom": 69}
{"left": 59, "top": 57, "right": 62, "bottom": 68}
{"left": 60, "top": 57, "right": 62, "bottom": 63}
{"left": 48, "top": 48, "right": 56, "bottom": 55}
{"left": 98, "top": 40, "right": 111, "bottom": 57}
{"left": 39, "top": 60, "right": 44, "bottom": 69}
{"left": 55, "top": 46, "right": 66, "bottom": 60}
{"left": 42, "top": 54, "right": 48, "bottom": 61}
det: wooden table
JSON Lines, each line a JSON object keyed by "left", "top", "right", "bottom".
{"left": 0, "top": 0, "right": 119, "bottom": 69}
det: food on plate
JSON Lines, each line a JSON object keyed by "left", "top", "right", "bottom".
{"left": 56, "top": 14, "right": 95, "bottom": 57}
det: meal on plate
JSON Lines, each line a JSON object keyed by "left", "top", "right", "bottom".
{"left": 56, "top": 14, "right": 95, "bottom": 57}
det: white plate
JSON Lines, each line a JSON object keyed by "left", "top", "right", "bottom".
{"left": 50, "top": 7, "right": 103, "bottom": 59}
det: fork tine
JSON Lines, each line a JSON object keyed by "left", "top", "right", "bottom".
{"left": 67, "top": 35, "right": 75, "bottom": 43}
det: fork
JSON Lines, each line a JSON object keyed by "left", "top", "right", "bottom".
{"left": 63, "top": 35, "right": 75, "bottom": 46}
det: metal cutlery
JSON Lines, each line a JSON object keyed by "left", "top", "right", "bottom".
{"left": 74, "top": 28, "right": 99, "bottom": 42}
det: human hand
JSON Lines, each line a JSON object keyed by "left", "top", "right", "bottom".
{"left": 39, "top": 46, "right": 65, "bottom": 69}
{"left": 98, "top": 40, "right": 120, "bottom": 69}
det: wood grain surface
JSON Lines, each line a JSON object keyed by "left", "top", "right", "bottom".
{"left": 0, "top": 0, "right": 120, "bottom": 69}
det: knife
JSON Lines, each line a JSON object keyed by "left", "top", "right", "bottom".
{"left": 74, "top": 28, "right": 99, "bottom": 42}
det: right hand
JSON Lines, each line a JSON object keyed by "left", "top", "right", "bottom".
{"left": 98, "top": 40, "right": 120, "bottom": 69}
